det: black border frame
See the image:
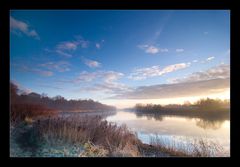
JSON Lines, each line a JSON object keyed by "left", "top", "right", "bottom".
{"left": 1, "top": 0, "right": 239, "bottom": 165}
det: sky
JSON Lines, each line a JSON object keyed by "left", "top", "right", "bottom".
{"left": 10, "top": 10, "right": 230, "bottom": 108}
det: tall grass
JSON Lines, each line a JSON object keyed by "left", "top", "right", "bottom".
{"left": 10, "top": 103, "right": 57, "bottom": 126}
{"left": 36, "top": 115, "right": 141, "bottom": 156}
{"left": 150, "top": 136, "right": 224, "bottom": 157}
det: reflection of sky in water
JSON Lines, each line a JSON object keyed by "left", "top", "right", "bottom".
{"left": 106, "top": 111, "right": 230, "bottom": 156}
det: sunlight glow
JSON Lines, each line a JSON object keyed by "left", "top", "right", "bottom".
{"left": 101, "top": 89, "right": 230, "bottom": 109}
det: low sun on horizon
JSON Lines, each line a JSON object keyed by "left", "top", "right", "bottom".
{"left": 101, "top": 89, "right": 230, "bottom": 109}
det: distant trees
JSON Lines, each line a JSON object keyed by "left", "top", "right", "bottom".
{"left": 10, "top": 83, "right": 58, "bottom": 124}
{"left": 193, "top": 98, "right": 230, "bottom": 110}
{"left": 135, "top": 98, "right": 230, "bottom": 113}
{"left": 135, "top": 103, "right": 163, "bottom": 113}
{"left": 10, "top": 82, "right": 18, "bottom": 104}
{"left": 10, "top": 82, "right": 116, "bottom": 124}
{"left": 134, "top": 98, "right": 230, "bottom": 122}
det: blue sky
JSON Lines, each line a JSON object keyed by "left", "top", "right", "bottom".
{"left": 10, "top": 10, "right": 230, "bottom": 108}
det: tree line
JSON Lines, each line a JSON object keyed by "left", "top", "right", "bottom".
{"left": 10, "top": 82, "right": 116, "bottom": 124}
{"left": 135, "top": 98, "right": 230, "bottom": 113}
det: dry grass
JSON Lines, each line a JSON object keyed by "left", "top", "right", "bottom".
{"left": 79, "top": 141, "right": 109, "bottom": 157}
{"left": 11, "top": 103, "right": 57, "bottom": 125}
{"left": 150, "top": 136, "right": 224, "bottom": 157}
{"left": 36, "top": 115, "right": 141, "bottom": 156}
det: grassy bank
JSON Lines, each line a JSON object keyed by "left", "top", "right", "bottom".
{"left": 10, "top": 114, "right": 226, "bottom": 157}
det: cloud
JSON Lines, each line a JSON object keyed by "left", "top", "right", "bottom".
{"left": 169, "top": 64, "right": 230, "bottom": 84}
{"left": 10, "top": 16, "right": 40, "bottom": 40}
{"left": 113, "top": 64, "right": 230, "bottom": 99}
{"left": 192, "top": 60, "right": 198, "bottom": 63}
{"left": 138, "top": 45, "right": 168, "bottom": 54}
{"left": 199, "top": 56, "right": 215, "bottom": 64}
{"left": 14, "top": 64, "right": 53, "bottom": 77}
{"left": 84, "top": 59, "right": 101, "bottom": 68}
{"left": 128, "top": 63, "right": 191, "bottom": 80}
{"left": 176, "top": 48, "right": 184, "bottom": 53}
{"left": 32, "top": 69, "right": 53, "bottom": 77}
{"left": 112, "top": 78, "right": 230, "bottom": 99}
{"left": 57, "top": 41, "right": 78, "bottom": 51}
{"left": 146, "top": 46, "right": 159, "bottom": 54}
{"left": 159, "top": 48, "right": 169, "bottom": 52}
{"left": 55, "top": 37, "right": 89, "bottom": 57}
{"left": 206, "top": 56, "right": 215, "bottom": 61}
{"left": 96, "top": 43, "right": 101, "bottom": 49}
{"left": 56, "top": 50, "right": 72, "bottom": 58}
{"left": 75, "top": 71, "right": 97, "bottom": 82}
{"left": 75, "top": 71, "right": 124, "bottom": 83}
{"left": 74, "top": 70, "right": 129, "bottom": 95}
{"left": 39, "top": 61, "right": 70, "bottom": 72}
{"left": 81, "top": 82, "right": 130, "bottom": 95}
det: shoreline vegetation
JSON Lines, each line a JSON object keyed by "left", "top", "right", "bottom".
{"left": 10, "top": 82, "right": 228, "bottom": 157}
{"left": 134, "top": 99, "right": 230, "bottom": 121}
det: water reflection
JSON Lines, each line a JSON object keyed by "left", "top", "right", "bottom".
{"left": 135, "top": 112, "right": 229, "bottom": 130}
{"left": 106, "top": 111, "right": 230, "bottom": 155}
{"left": 195, "top": 119, "right": 223, "bottom": 130}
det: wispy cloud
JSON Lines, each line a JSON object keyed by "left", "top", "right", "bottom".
{"left": 168, "top": 64, "right": 230, "bottom": 84}
{"left": 199, "top": 56, "right": 215, "bottom": 64}
{"left": 145, "top": 46, "right": 159, "bottom": 54}
{"left": 176, "top": 48, "right": 184, "bottom": 53}
{"left": 10, "top": 16, "right": 40, "bottom": 40}
{"left": 138, "top": 45, "right": 168, "bottom": 54}
{"left": 32, "top": 69, "right": 53, "bottom": 77}
{"left": 57, "top": 41, "right": 78, "bottom": 51}
{"left": 128, "top": 63, "right": 191, "bottom": 80}
{"left": 81, "top": 82, "right": 130, "bottom": 95}
{"left": 39, "top": 61, "right": 71, "bottom": 72}
{"left": 112, "top": 78, "right": 229, "bottom": 99}
{"left": 112, "top": 64, "right": 230, "bottom": 99}
{"left": 56, "top": 50, "right": 73, "bottom": 58}
{"left": 206, "top": 56, "right": 215, "bottom": 61}
{"left": 95, "top": 39, "right": 105, "bottom": 49}
{"left": 14, "top": 64, "right": 53, "bottom": 77}
{"left": 96, "top": 43, "right": 101, "bottom": 49}
{"left": 192, "top": 60, "right": 198, "bottom": 63}
{"left": 74, "top": 70, "right": 129, "bottom": 95}
{"left": 55, "top": 37, "right": 89, "bottom": 58}
{"left": 75, "top": 71, "right": 124, "bottom": 83}
{"left": 83, "top": 58, "right": 101, "bottom": 68}
{"left": 146, "top": 11, "right": 173, "bottom": 45}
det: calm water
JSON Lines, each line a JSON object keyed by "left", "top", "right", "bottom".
{"left": 106, "top": 110, "right": 230, "bottom": 156}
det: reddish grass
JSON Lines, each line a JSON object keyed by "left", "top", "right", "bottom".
{"left": 36, "top": 115, "right": 141, "bottom": 156}
{"left": 11, "top": 103, "right": 57, "bottom": 125}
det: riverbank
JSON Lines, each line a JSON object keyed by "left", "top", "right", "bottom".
{"left": 10, "top": 113, "right": 225, "bottom": 157}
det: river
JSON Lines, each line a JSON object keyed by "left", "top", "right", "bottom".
{"left": 105, "top": 110, "right": 230, "bottom": 156}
